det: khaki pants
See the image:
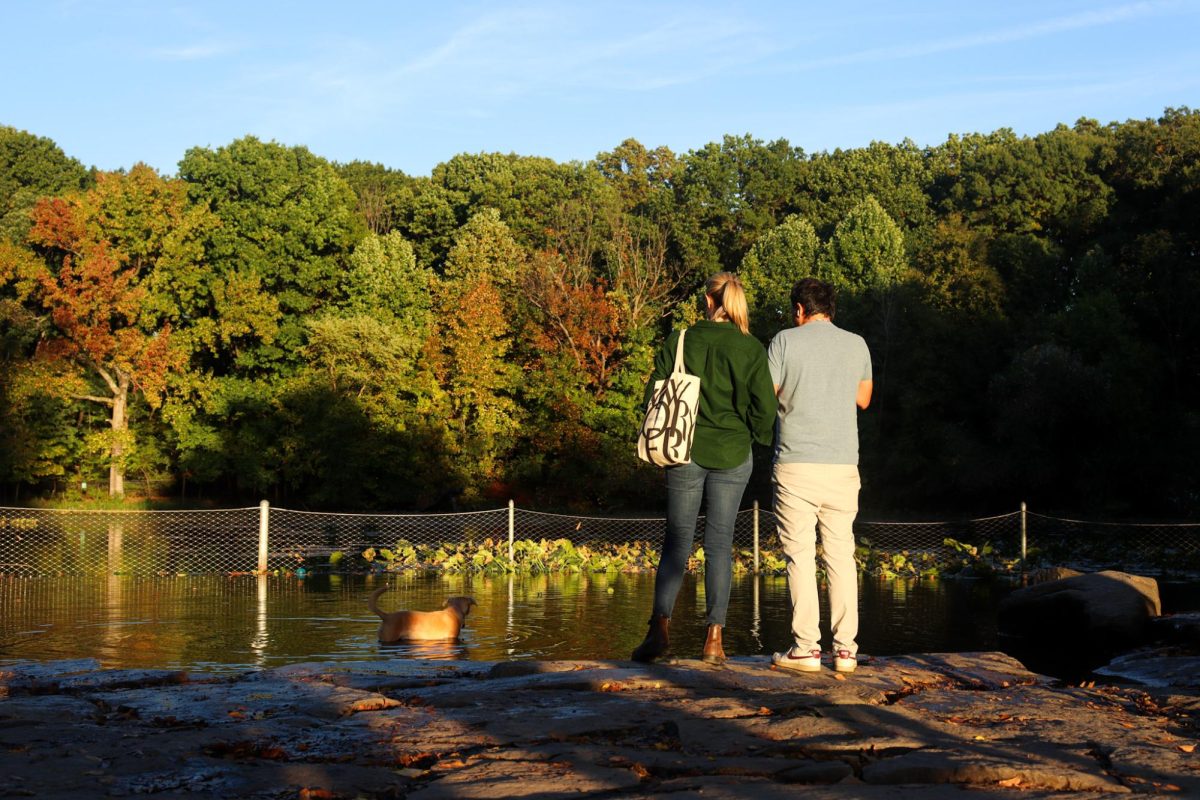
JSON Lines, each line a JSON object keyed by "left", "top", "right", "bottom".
{"left": 773, "top": 462, "right": 861, "bottom": 656}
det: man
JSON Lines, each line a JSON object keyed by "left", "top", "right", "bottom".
{"left": 767, "top": 278, "right": 872, "bottom": 673}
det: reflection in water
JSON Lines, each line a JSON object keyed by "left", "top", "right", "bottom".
{"left": 0, "top": 573, "right": 1019, "bottom": 675}
{"left": 250, "top": 575, "right": 268, "bottom": 667}
{"left": 750, "top": 577, "right": 761, "bottom": 650}
{"left": 506, "top": 574, "right": 514, "bottom": 658}
{"left": 380, "top": 640, "right": 469, "bottom": 660}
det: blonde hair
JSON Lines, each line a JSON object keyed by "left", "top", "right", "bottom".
{"left": 705, "top": 272, "right": 750, "bottom": 335}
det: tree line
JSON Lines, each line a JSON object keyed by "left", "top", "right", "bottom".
{"left": 0, "top": 108, "right": 1197, "bottom": 516}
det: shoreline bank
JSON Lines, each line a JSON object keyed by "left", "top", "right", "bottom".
{"left": 2, "top": 653, "right": 1198, "bottom": 798}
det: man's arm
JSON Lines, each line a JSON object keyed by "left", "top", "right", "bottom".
{"left": 856, "top": 380, "right": 873, "bottom": 410}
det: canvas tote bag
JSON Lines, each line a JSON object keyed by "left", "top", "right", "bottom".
{"left": 637, "top": 328, "right": 700, "bottom": 467}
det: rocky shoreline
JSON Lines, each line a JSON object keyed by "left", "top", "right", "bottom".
{"left": 2, "top": 652, "right": 1199, "bottom": 798}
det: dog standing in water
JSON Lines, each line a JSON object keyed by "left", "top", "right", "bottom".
{"left": 369, "top": 587, "right": 476, "bottom": 642}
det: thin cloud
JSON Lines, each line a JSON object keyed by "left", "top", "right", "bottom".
{"left": 794, "top": 1, "right": 1177, "bottom": 70}
{"left": 148, "top": 41, "right": 238, "bottom": 61}
{"left": 391, "top": 6, "right": 770, "bottom": 95}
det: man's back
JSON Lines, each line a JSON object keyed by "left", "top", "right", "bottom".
{"left": 768, "top": 320, "right": 872, "bottom": 465}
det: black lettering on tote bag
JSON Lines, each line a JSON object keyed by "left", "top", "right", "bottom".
{"left": 637, "top": 328, "right": 700, "bottom": 467}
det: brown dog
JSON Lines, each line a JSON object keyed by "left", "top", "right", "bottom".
{"left": 369, "top": 587, "right": 476, "bottom": 642}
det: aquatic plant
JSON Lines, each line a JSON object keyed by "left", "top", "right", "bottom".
{"left": 361, "top": 537, "right": 662, "bottom": 575}
{"left": 352, "top": 535, "right": 1022, "bottom": 578}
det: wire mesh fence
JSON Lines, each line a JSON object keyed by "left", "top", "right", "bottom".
{"left": 0, "top": 507, "right": 260, "bottom": 577}
{"left": 265, "top": 507, "right": 512, "bottom": 574}
{"left": 0, "top": 503, "right": 1197, "bottom": 577}
{"left": 1023, "top": 512, "right": 1200, "bottom": 575}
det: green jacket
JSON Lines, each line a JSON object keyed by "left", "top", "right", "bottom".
{"left": 643, "top": 320, "right": 778, "bottom": 469}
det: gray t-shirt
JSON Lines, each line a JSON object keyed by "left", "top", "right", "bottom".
{"left": 768, "top": 320, "right": 872, "bottom": 465}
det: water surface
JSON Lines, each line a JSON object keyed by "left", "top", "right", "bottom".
{"left": 0, "top": 573, "right": 1020, "bottom": 674}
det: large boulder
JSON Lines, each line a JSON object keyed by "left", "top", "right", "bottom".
{"left": 998, "top": 570, "right": 1160, "bottom": 679}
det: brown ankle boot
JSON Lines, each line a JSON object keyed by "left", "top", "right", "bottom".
{"left": 631, "top": 615, "right": 670, "bottom": 662}
{"left": 702, "top": 624, "right": 725, "bottom": 664}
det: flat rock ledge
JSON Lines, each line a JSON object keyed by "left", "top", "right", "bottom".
{"left": 3, "top": 652, "right": 1198, "bottom": 799}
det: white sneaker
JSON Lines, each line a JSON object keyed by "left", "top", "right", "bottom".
{"left": 834, "top": 649, "right": 857, "bottom": 673}
{"left": 772, "top": 647, "right": 822, "bottom": 673}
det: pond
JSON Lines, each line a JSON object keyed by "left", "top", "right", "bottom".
{"left": 0, "top": 572, "right": 1027, "bottom": 675}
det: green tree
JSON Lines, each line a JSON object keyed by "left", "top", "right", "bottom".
{"left": 388, "top": 177, "right": 460, "bottom": 272}
{"left": 595, "top": 138, "right": 679, "bottom": 212}
{"left": 442, "top": 207, "right": 526, "bottom": 288}
{"left": 818, "top": 196, "right": 907, "bottom": 294}
{"left": 673, "top": 134, "right": 807, "bottom": 281}
{"left": 0, "top": 241, "right": 82, "bottom": 496}
{"left": 819, "top": 197, "right": 907, "bottom": 443}
{"left": 740, "top": 214, "right": 821, "bottom": 340}
{"left": 0, "top": 126, "right": 91, "bottom": 243}
{"left": 343, "top": 230, "right": 432, "bottom": 331}
{"left": 798, "top": 140, "right": 934, "bottom": 238}
{"left": 266, "top": 229, "right": 444, "bottom": 507}
{"left": 179, "top": 136, "right": 364, "bottom": 370}
{"left": 917, "top": 212, "right": 1005, "bottom": 318}
{"left": 335, "top": 160, "right": 413, "bottom": 235}
{"left": 431, "top": 152, "right": 591, "bottom": 254}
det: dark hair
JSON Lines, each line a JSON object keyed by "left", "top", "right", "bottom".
{"left": 791, "top": 278, "right": 836, "bottom": 319}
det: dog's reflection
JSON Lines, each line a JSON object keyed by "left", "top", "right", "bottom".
{"left": 378, "top": 639, "right": 469, "bottom": 660}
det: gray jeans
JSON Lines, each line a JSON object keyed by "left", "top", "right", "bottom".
{"left": 651, "top": 453, "right": 753, "bottom": 627}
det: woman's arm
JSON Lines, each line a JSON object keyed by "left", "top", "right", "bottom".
{"left": 745, "top": 346, "right": 779, "bottom": 446}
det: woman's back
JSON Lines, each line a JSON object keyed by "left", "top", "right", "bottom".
{"left": 649, "top": 320, "right": 776, "bottom": 469}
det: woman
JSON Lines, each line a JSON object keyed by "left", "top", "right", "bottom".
{"left": 632, "top": 272, "right": 777, "bottom": 664}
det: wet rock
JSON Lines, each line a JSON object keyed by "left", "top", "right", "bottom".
{"left": 1151, "top": 612, "right": 1200, "bottom": 647}
{"left": 404, "top": 755, "right": 643, "bottom": 799}
{"left": 1095, "top": 650, "right": 1200, "bottom": 687}
{"left": 0, "top": 658, "right": 100, "bottom": 697}
{"left": 0, "top": 694, "right": 99, "bottom": 723}
{"left": 776, "top": 760, "right": 855, "bottom": 784}
{"left": 115, "top": 763, "right": 246, "bottom": 796}
{"left": 861, "top": 747, "right": 1130, "bottom": 792}
{"left": 650, "top": 781, "right": 982, "bottom": 799}
{"left": 0, "top": 660, "right": 187, "bottom": 698}
{"left": 91, "top": 677, "right": 401, "bottom": 725}
{"left": 0, "top": 658, "right": 101, "bottom": 680}
{"left": 1107, "top": 744, "right": 1200, "bottom": 795}
{"left": 998, "top": 570, "right": 1162, "bottom": 678}
{"left": 884, "top": 651, "right": 1049, "bottom": 690}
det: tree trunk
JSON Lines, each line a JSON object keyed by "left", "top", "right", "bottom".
{"left": 109, "top": 372, "right": 129, "bottom": 498}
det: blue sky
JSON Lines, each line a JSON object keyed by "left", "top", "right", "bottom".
{"left": 4, "top": 1, "right": 1198, "bottom": 176}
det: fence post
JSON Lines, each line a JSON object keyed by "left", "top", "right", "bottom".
{"left": 508, "top": 500, "right": 515, "bottom": 565}
{"left": 257, "top": 500, "right": 270, "bottom": 574}
{"left": 1020, "top": 501, "right": 1028, "bottom": 575}
{"left": 753, "top": 501, "right": 760, "bottom": 575}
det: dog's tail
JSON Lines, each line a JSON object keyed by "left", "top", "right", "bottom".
{"left": 368, "top": 586, "right": 389, "bottom": 618}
